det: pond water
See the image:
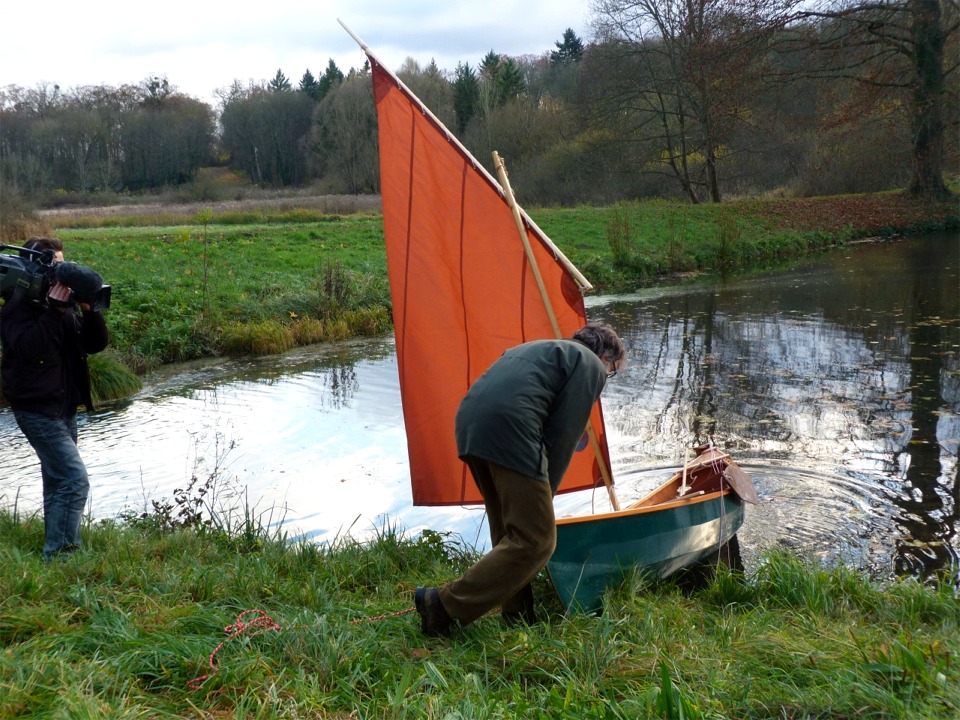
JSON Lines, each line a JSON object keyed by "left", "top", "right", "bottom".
{"left": 1, "top": 231, "right": 957, "bottom": 584}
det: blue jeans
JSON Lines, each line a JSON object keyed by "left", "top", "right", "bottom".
{"left": 13, "top": 410, "right": 90, "bottom": 559}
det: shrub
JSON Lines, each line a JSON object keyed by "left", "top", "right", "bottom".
{"left": 220, "top": 320, "right": 296, "bottom": 355}
{"left": 605, "top": 204, "right": 634, "bottom": 268}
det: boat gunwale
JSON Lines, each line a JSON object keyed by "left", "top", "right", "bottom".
{"left": 555, "top": 487, "right": 738, "bottom": 526}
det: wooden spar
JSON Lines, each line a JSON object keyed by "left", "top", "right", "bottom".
{"left": 492, "top": 152, "right": 561, "bottom": 338}
{"left": 492, "top": 151, "right": 621, "bottom": 512}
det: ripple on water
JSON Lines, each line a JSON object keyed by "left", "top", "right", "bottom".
{"left": 735, "top": 460, "right": 905, "bottom": 576}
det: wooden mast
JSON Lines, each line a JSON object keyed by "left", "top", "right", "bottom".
{"left": 492, "top": 151, "right": 620, "bottom": 512}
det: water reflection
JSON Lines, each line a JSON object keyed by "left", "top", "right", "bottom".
{"left": 579, "top": 232, "right": 958, "bottom": 583}
{"left": 0, "top": 340, "right": 493, "bottom": 550}
{"left": 1, "top": 233, "right": 956, "bottom": 584}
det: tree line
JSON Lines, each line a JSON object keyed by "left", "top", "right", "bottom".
{"left": 1, "top": 0, "right": 956, "bottom": 207}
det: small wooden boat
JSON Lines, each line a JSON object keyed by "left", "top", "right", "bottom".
{"left": 548, "top": 446, "right": 757, "bottom": 613}
{"left": 343, "top": 23, "right": 758, "bottom": 615}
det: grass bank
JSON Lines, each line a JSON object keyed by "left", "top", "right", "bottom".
{"left": 23, "top": 190, "right": 960, "bottom": 378}
{"left": 54, "top": 211, "right": 393, "bottom": 375}
{"left": 1, "top": 506, "right": 957, "bottom": 719}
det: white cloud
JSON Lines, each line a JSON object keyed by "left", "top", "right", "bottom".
{"left": 2, "top": 0, "right": 591, "bottom": 101}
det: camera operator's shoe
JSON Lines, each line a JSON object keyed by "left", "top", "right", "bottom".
{"left": 414, "top": 586, "right": 454, "bottom": 637}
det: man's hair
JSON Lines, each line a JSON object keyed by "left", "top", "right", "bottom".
{"left": 573, "top": 322, "right": 626, "bottom": 369}
{"left": 21, "top": 236, "right": 64, "bottom": 258}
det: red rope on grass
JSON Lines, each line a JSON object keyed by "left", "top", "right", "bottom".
{"left": 188, "top": 606, "right": 416, "bottom": 689}
{"left": 350, "top": 606, "right": 416, "bottom": 625}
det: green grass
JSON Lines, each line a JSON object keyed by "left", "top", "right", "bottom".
{"left": 532, "top": 193, "right": 958, "bottom": 287}
{"left": 54, "top": 215, "right": 391, "bottom": 371}
{"left": 1, "top": 505, "right": 957, "bottom": 719}
{"left": 32, "top": 192, "right": 958, "bottom": 375}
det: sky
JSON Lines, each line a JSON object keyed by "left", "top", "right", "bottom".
{"left": 1, "top": 0, "right": 593, "bottom": 103}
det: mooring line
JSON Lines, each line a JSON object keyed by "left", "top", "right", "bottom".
{"left": 188, "top": 605, "right": 417, "bottom": 689}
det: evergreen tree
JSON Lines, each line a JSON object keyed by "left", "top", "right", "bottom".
{"left": 317, "top": 59, "right": 345, "bottom": 101}
{"left": 299, "top": 69, "right": 321, "bottom": 100}
{"left": 550, "top": 28, "right": 585, "bottom": 66}
{"left": 268, "top": 69, "right": 292, "bottom": 92}
{"left": 479, "top": 50, "right": 503, "bottom": 81}
{"left": 452, "top": 62, "right": 479, "bottom": 135}
{"left": 497, "top": 58, "right": 526, "bottom": 102}
{"left": 476, "top": 51, "right": 525, "bottom": 108}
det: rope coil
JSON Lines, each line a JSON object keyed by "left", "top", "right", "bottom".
{"left": 188, "top": 606, "right": 416, "bottom": 689}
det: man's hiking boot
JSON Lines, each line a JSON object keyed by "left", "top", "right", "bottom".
{"left": 414, "top": 586, "right": 454, "bottom": 637}
{"left": 502, "top": 606, "right": 538, "bottom": 627}
{"left": 501, "top": 583, "right": 537, "bottom": 627}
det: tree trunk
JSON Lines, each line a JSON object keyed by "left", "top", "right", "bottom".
{"left": 706, "top": 148, "right": 722, "bottom": 203}
{"left": 907, "top": 0, "right": 951, "bottom": 200}
{"left": 663, "top": 94, "right": 701, "bottom": 203}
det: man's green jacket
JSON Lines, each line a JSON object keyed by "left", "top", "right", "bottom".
{"left": 454, "top": 339, "right": 606, "bottom": 493}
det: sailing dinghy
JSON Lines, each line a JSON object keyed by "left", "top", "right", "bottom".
{"left": 343, "top": 23, "right": 759, "bottom": 614}
{"left": 551, "top": 445, "right": 756, "bottom": 612}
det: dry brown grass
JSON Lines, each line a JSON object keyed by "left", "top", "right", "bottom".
{"left": 39, "top": 193, "right": 382, "bottom": 227}
{"left": 0, "top": 217, "right": 53, "bottom": 244}
{"left": 0, "top": 190, "right": 53, "bottom": 243}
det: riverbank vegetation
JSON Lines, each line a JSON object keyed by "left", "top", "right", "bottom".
{"left": 8, "top": 189, "right": 956, "bottom": 382}
{"left": 1, "top": 500, "right": 957, "bottom": 718}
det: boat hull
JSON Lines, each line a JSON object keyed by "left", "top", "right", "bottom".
{"left": 547, "top": 489, "right": 745, "bottom": 613}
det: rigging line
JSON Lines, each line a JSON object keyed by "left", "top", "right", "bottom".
{"left": 714, "top": 452, "right": 733, "bottom": 566}
{"left": 718, "top": 478, "right": 731, "bottom": 566}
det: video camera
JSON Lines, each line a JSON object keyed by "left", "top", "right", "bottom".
{"left": 0, "top": 243, "right": 111, "bottom": 311}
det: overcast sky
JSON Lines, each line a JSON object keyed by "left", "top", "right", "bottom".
{"left": 2, "top": 0, "right": 593, "bottom": 102}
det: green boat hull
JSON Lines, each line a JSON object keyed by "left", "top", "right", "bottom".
{"left": 547, "top": 491, "right": 745, "bottom": 614}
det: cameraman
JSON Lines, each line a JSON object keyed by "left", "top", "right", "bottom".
{"left": 1, "top": 237, "right": 109, "bottom": 559}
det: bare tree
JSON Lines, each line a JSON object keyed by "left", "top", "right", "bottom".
{"left": 589, "top": 0, "right": 783, "bottom": 202}
{"left": 397, "top": 58, "right": 455, "bottom": 129}
{"left": 220, "top": 85, "right": 313, "bottom": 186}
{"left": 1, "top": 80, "right": 212, "bottom": 195}
{"left": 782, "top": 0, "right": 959, "bottom": 200}
{"left": 121, "top": 93, "right": 215, "bottom": 190}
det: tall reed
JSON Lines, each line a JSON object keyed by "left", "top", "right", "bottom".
{"left": 605, "top": 204, "right": 634, "bottom": 269}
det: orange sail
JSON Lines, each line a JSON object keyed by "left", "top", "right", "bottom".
{"left": 370, "top": 56, "right": 613, "bottom": 506}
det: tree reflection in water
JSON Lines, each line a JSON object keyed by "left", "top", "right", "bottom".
{"left": 587, "top": 231, "right": 957, "bottom": 585}
{"left": 321, "top": 363, "right": 359, "bottom": 411}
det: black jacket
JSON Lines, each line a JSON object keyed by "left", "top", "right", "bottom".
{"left": 1, "top": 289, "right": 109, "bottom": 417}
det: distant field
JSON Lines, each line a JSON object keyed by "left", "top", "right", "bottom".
{"left": 35, "top": 189, "right": 958, "bottom": 373}
{"left": 40, "top": 193, "right": 382, "bottom": 223}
